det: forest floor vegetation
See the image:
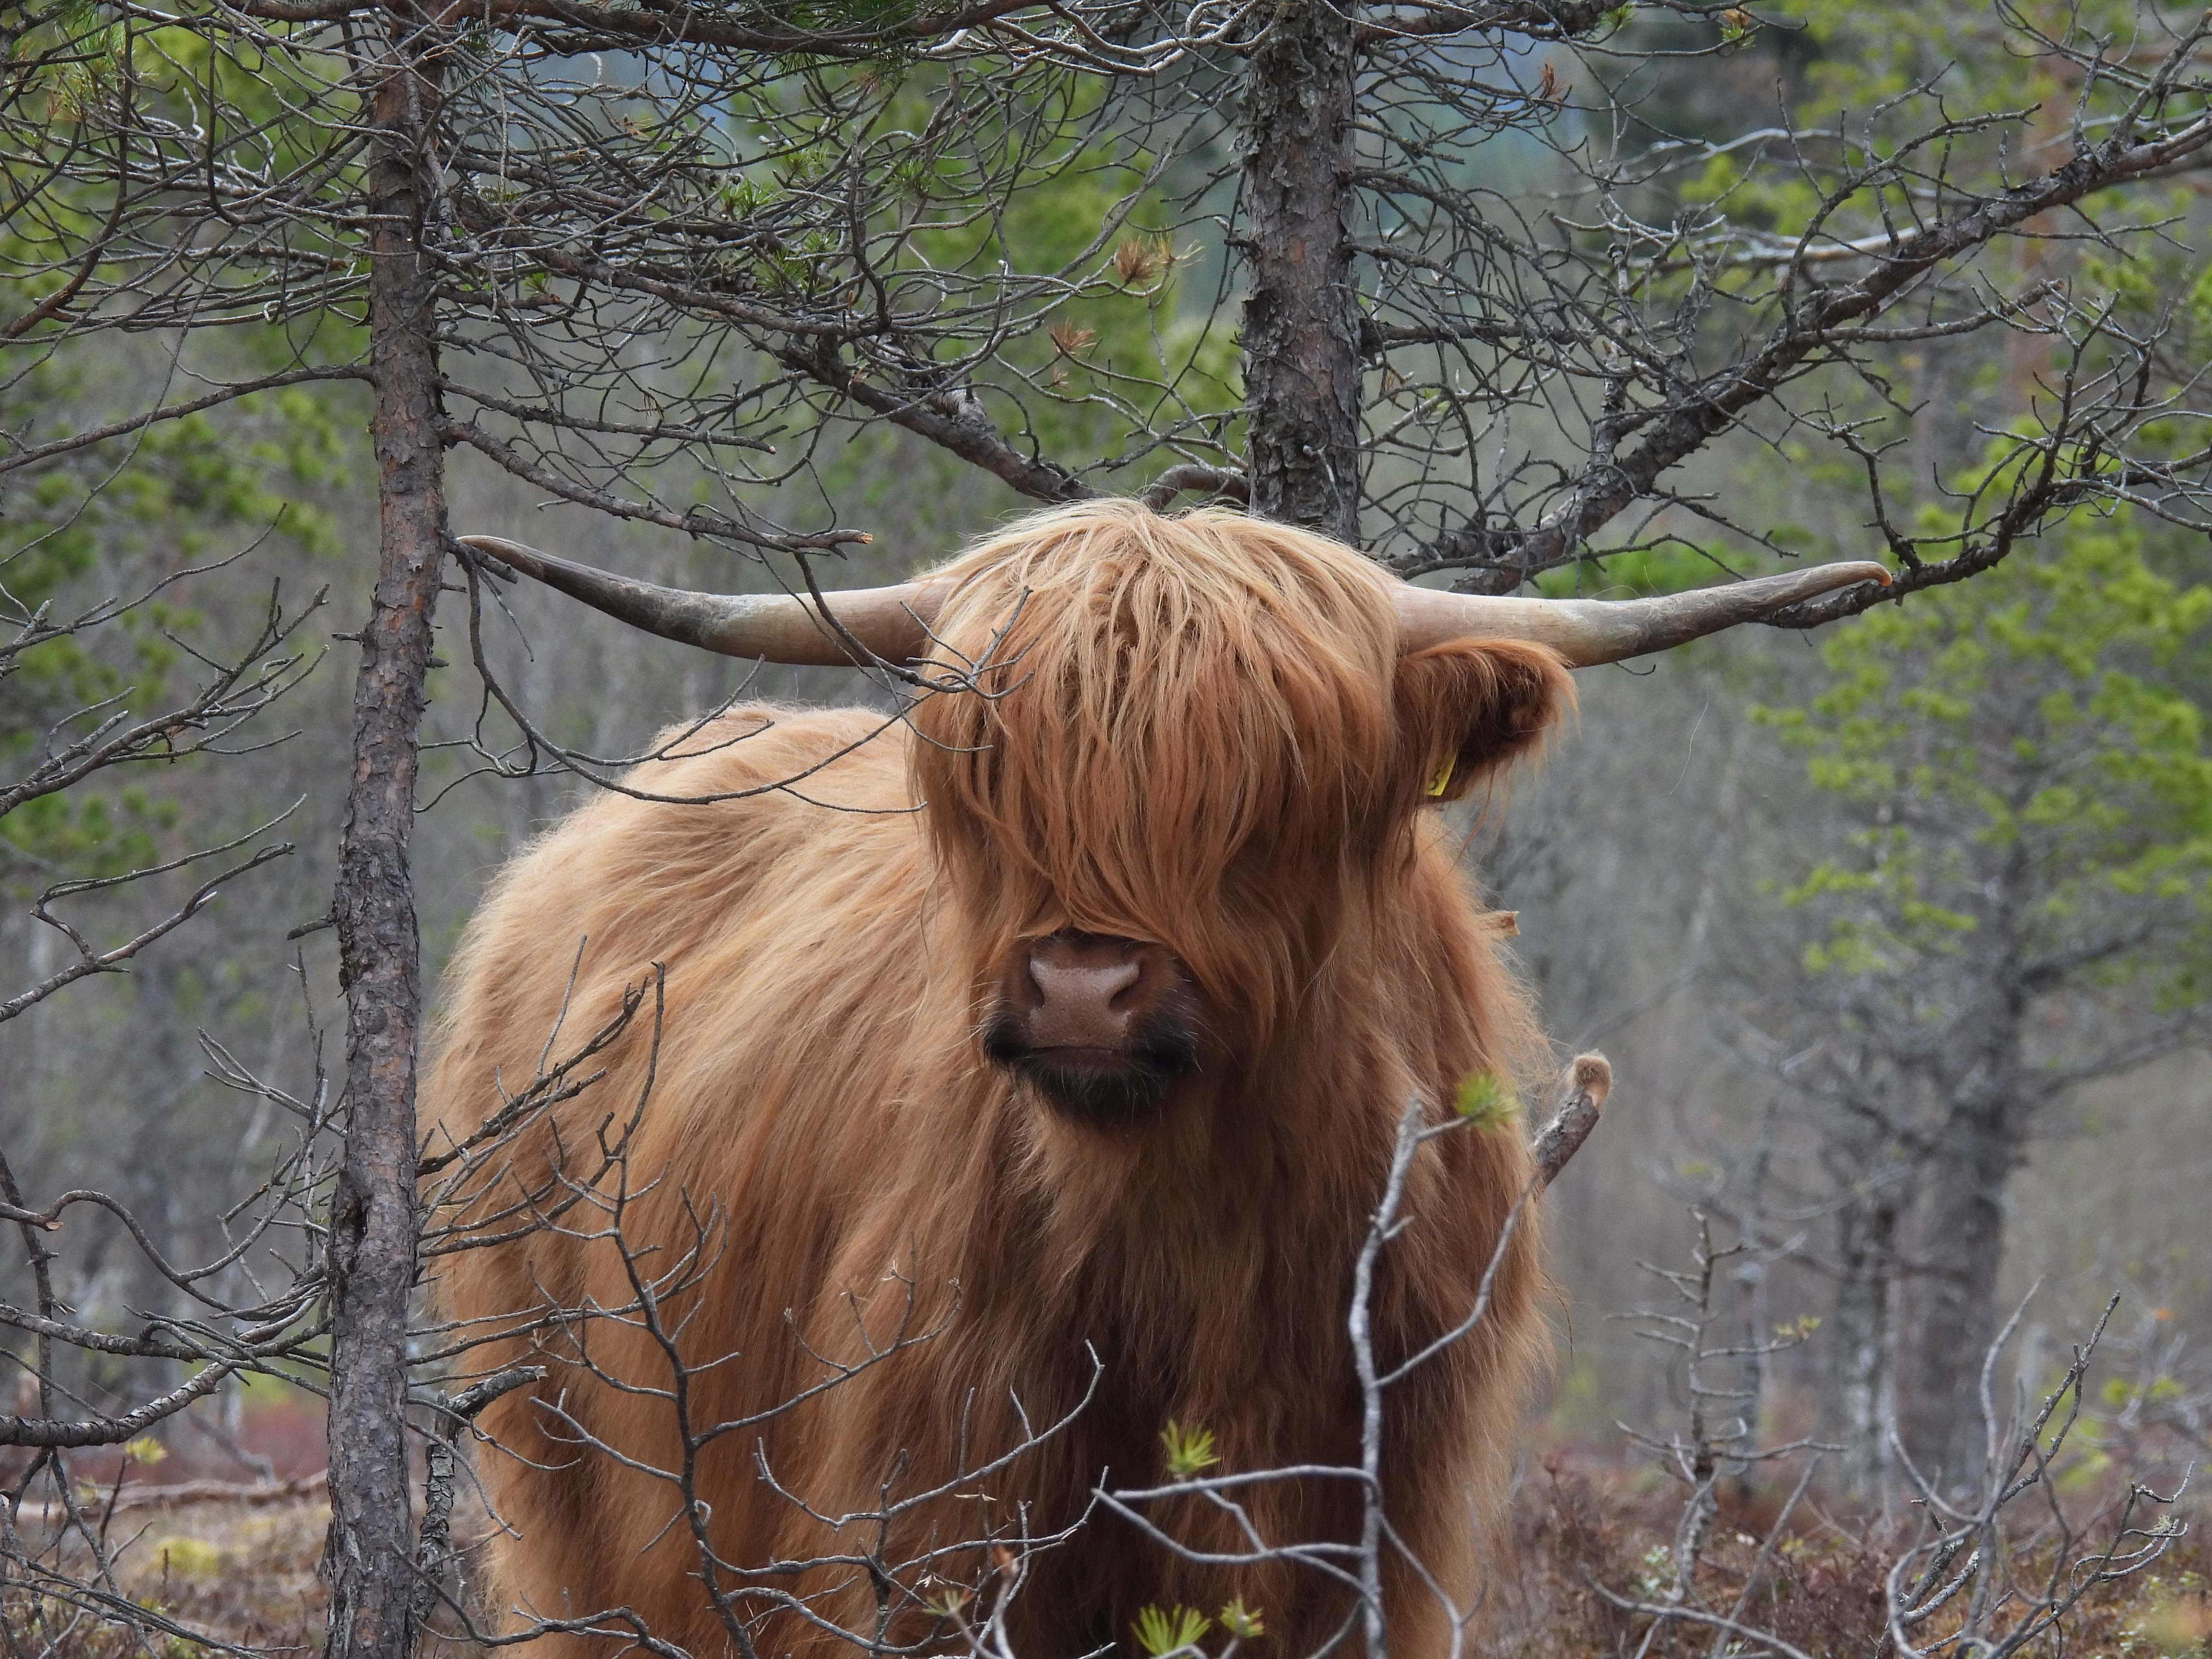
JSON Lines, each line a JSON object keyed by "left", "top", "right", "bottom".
{"left": 3, "top": 1453, "right": 2201, "bottom": 1659}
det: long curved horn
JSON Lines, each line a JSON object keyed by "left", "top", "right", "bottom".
{"left": 457, "top": 535, "right": 943, "bottom": 666}
{"left": 463, "top": 533, "right": 1890, "bottom": 671}
{"left": 1394, "top": 561, "right": 1893, "bottom": 666}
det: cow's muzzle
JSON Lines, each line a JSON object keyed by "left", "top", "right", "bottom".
{"left": 982, "top": 932, "right": 1202, "bottom": 1127}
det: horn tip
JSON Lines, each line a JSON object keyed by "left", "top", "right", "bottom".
{"left": 455, "top": 534, "right": 544, "bottom": 575}
{"left": 1807, "top": 559, "right": 1893, "bottom": 591}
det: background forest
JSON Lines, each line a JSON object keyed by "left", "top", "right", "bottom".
{"left": 2, "top": 0, "right": 2210, "bottom": 1651}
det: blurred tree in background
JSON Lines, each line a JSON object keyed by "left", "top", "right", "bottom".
{"left": 1751, "top": 509, "right": 2212, "bottom": 1495}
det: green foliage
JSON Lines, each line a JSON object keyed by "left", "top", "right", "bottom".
{"left": 1755, "top": 507, "right": 2212, "bottom": 1015}
{"left": 1132, "top": 1605, "right": 1211, "bottom": 1657}
{"left": 3, "top": 2, "right": 131, "bottom": 122}
{"left": 0, "top": 346, "right": 348, "bottom": 879}
{"left": 1159, "top": 1418, "right": 1220, "bottom": 1478}
{"left": 714, "top": 62, "right": 1238, "bottom": 510}
{"left": 1216, "top": 1597, "right": 1264, "bottom": 1640}
{"left": 1534, "top": 545, "right": 1746, "bottom": 600}
{"left": 0, "top": 786, "right": 171, "bottom": 880}
{"left": 1587, "top": 0, "right": 2207, "bottom": 586}
{"left": 1453, "top": 1070, "right": 1521, "bottom": 1130}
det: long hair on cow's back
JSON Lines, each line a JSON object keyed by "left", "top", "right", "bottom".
{"left": 913, "top": 500, "right": 1563, "bottom": 1051}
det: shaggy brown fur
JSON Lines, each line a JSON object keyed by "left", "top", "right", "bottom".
{"left": 426, "top": 502, "right": 1574, "bottom": 1659}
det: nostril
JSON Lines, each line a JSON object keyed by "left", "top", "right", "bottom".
{"left": 1109, "top": 948, "right": 1172, "bottom": 1010}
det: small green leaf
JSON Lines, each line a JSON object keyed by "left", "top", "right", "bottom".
{"left": 1453, "top": 1071, "right": 1518, "bottom": 1130}
{"left": 1219, "top": 1597, "right": 1265, "bottom": 1640}
{"left": 1160, "top": 1419, "right": 1220, "bottom": 1478}
{"left": 1134, "top": 1605, "right": 1212, "bottom": 1657}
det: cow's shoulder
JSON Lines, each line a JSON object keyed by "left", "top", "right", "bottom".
{"left": 437, "top": 704, "right": 917, "bottom": 1042}
{"left": 620, "top": 702, "right": 909, "bottom": 807}
{"left": 503, "top": 702, "right": 913, "bottom": 923}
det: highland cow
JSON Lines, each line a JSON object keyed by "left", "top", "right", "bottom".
{"left": 426, "top": 502, "right": 1883, "bottom": 1659}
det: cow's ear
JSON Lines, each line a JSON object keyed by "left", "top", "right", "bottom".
{"left": 1393, "top": 638, "right": 1575, "bottom": 805}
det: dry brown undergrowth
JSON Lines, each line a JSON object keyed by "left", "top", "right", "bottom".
{"left": 1492, "top": 1459, "right": 2210, "bottom": 1659}
{"left": 1, "top": 1478, "right": 2202, "bottom": 1659}
{"left": 3, "top": 1500, "right": 326, "bottom": 1659}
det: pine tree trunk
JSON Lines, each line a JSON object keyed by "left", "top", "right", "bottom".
{"left": 324, "top": 16, "right": 449, "bottom": 1658}
{"left": 1831, "top": 1173, "right": 1906, "bottom": 1502}
{"left": 1239, "top": 0, "right": 1362, "bottom": 544}
{"left": 1901, "top": 1062, "right": 2027, "bottom": 1497}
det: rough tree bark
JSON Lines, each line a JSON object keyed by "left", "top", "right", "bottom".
{"left": 1238, "top": 0, "right": 1362, "bottom": 545}
{"left": 1902, "top": 1019, "right": 2029, "bottom": 1495}
{"left": 325, "top": 11, "right": 450, "bottom": 1657}
{"left": 1832, "top": 1173, "right": 1906, "bottom": 1501}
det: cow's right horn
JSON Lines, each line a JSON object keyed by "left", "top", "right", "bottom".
{"left": 457, "top": 536, "right": 945, "bottom": 666}
{"left": 1393, "top": 561, "right": 1893, "bottom": 667}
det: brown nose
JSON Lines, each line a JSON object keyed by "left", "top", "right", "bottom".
{"left": 1008, "top": 933, "right": 1183, "bottom": 1052}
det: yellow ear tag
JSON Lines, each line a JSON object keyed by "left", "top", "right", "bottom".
{"left": 1425, "top": 753, "right": 1456, "bottom": 798}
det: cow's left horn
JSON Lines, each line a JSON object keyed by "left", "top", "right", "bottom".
{"left": 1394, "top": 561, "right": 1893, "bottom": 666}
{"left": 457, "top": 536, "right": 944, "bottom": 666}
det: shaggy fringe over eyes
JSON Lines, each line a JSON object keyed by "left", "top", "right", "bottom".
{"left": 909, "top": 500, "right": 1568, "bottom": 1043}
